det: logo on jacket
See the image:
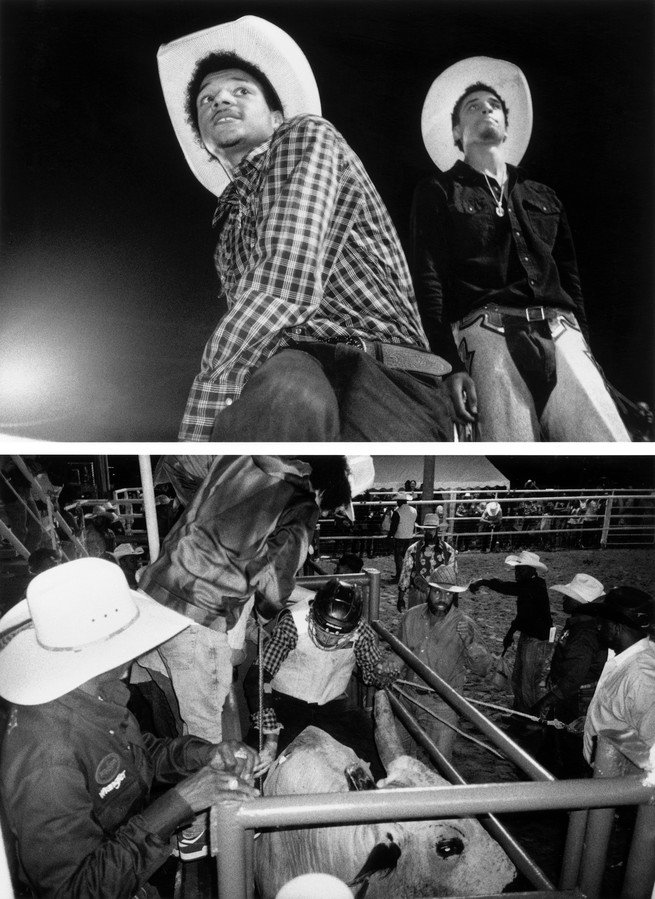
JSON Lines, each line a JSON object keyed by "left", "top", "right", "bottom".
{"left": 95, "top": 752, "right": 122, "bottom": 785}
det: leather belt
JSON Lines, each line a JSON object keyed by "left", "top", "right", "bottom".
{"left": 287, "top": 329, "right": 452, "bottom": 377}
{"left": 460, "top": 304, "right": 574, "bottom": 329}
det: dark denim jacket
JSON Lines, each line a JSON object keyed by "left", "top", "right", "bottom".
{"left": 410, "top": 161, "right": 588, "bottom": 370}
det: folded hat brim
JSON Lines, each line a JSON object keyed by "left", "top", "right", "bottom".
{"left": 505, "top": 554, "right": 548, "bottom": 571}
{"left": 158, "top": 15, "right": 321, "bottom": 197}
{"left": 421, "top": 56, "right": 533, "bottom": 172}
{"left": 0, "top": 591, "right": 192, "bottom": 705}
{"left": 580, "top": 601, "right": 650, "bottom": 633}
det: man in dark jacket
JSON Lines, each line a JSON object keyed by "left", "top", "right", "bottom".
{"left": 469, "top": 550, "right": 552, "bottom": 712}
{"left": 532, "top": 573, "right": 607, "bottom": 777}
{"left": 0, "top": 558, "right": 260, "bottom": 898}
{"left": 411, "top": 56, "right": 629, "bottom": 441}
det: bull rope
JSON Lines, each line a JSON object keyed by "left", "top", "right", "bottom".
{"left": 392, "top": 684, "right": 505, "bottom": 759}
{"left": 396, "top": 679, "right": 567, "bottom": 729}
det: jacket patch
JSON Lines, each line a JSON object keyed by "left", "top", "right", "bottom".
{"left": 95, "top": 753, "right": 122, "bottom": 785}
{"left": 99, "top": 769, "right": 127, "bottom": 799}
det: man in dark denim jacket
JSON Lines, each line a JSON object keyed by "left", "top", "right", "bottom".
{"left": 411, "top": 57, "right": 629, "bottom": 442}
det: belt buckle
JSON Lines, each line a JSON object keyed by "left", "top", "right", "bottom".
{"left": 525, "top": 306, "right": 546, "bottom": 322}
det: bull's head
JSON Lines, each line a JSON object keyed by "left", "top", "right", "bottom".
{"left": 255, "top": 692, "right": 516, "bottom": 898}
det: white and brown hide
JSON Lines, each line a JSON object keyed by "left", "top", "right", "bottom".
{"left": 254, "top": 694, "right": 515, "bottom": 898}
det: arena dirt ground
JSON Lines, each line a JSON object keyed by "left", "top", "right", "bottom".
{"left": 367, "top": 545, "right": 654, "bottom": 894}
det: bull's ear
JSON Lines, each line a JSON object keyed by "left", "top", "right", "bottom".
{"left": 374, "top": 690, "right": 405, "bottom": 770}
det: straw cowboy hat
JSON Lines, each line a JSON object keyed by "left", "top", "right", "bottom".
{"left": 583, "top": 586, "right": 653, "bottom": 634}
{"left": 113, "top": 542, "right": 145, "bottom": 560}
{"left": 394, "top": 492, "right": 412, "bottom": 502}
{"left": 158, "top": 15, "right": 321, "bottom": 198}
{"left": 551, "top": 573, "right": 605, "bottom": 604}
{"left": 418, "top": 563, "right": 468, "bottom": 594}
{"left": 504, "top": 550, "right": 547, "bottom": 571}
{"left": 0, "top": 558, "right": 191, "bottom": 705}
{"left": 416, "top": 513, "right": 443, "bottom": 529}
{"left": 421, "top": 56, "right": 533, "bottom": 171}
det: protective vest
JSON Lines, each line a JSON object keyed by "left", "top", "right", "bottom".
{"left": 271, "top": 597, "right": 358, "bottom": 705}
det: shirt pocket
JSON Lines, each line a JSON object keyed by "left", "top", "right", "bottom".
{"left": 522, "top": 196, "right": 560, "bottom": 247}
{"left": 451, "top": 193, "right": 495, "bottom": 246}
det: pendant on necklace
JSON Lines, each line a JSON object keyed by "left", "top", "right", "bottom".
{"left": 495, "top": 207, "right": 505, "bottom": 217}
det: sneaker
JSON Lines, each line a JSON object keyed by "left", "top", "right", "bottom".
{"left": 175, "top": 821, "right": 208, "bottom": 861}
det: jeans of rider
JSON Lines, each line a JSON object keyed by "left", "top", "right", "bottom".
{"left": 511, "top": 634, "right": 554, "bottom": 713}
{"left": 452, "top": 311, "right": 630, "bottom": 442}
{"left": 210, "top": 345, "right": 454, "bottom": 441}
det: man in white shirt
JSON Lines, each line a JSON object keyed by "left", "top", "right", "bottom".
{"left": 583, "top": 586, "right": 655, "bottom": 771}
{"left": 388, "top": 493, "right": 418, "bottom": 583}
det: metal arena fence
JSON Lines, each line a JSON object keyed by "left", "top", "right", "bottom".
{"left": 209, "top": 569, "right": 655, "bottom": 899}
{"left": 315, "top": 488, "right": 655, "bottom": 557}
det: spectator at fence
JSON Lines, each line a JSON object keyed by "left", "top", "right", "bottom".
{"left": 469, "top": 551, "right": 553, "bottom": 713}
{"left": 397, "top": 513, "right": 457, "bottom": 611}
{"left": 478, "top": 500, "right": 503, "bottom": 553}
{"left": 582, "top": 587, "right": 655, "bottom": 771}
{"left": 336, "top": 553, "right": 364, "bottom": 575}
{"left": 397, "top": 567, "right": 490, "bottom": 762}
{"left": 581, "top": 498, "right": 601, "bottom": 548}
{"left": 389, "top": 493, "right": 417, "bottom": 583}
{"left": 113, "top": 542, "right": 146, "bottom": 589}
{"left": 533, "top": 573, "right": 606, "bottom": 777}
{"left": 453, "top": 493, "right": 473, "bottom": 551}
{"left": 27, "top": 547, "right": 62, "bottom": 578}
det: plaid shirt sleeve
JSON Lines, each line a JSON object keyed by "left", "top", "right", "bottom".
{"left": 249, "top": 610, "right": 298, "bottom": 733}
{"left": 398, "top": 541, "right": 418, "bottom": 593}
{"left": 354, "top": 621, "right": 384, "bottom": 685}
{"left": 179, "top": 117, "right": 366, "bottom": 440}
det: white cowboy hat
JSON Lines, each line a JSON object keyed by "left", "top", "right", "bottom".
{"left": 551, "top": 573, "right": 604, "bottom": 604}
{"left": 394, "top": 492, "right": 412, "bottom": 502}
{"left": 421, "top": 56, "right": 533, "bottom": 171}
{"left": 416, "top": 513, "right": 442, "bottom": 529}
{"left": 0, "top": 558, "right": 191, "bottom": 705}
{"left": 158, "top": 15, "right": 321, "bottom": 198}
{"left": 486, "top": 501, "right": 501, "bottom": 513}
{"left": 113, "top": 543, "right": 145, "bottom": 560}
{"left": 505, "top": 550, "right": 547, "bottom": 571}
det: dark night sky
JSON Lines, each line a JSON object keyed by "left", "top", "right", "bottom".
{"left": 1, "top": 0, "right": 653, "bottom": 441}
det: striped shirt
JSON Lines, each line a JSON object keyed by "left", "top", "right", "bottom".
{"left": 179, "top": 114, "right": 428, "bottom": 441}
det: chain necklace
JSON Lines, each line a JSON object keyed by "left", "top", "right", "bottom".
{"left": 483, "top": 171, "right": 507, "bottom": 217}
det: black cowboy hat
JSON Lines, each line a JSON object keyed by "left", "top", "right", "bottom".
{"left": 583, "top": 586, "right": 653, "bottom": 634}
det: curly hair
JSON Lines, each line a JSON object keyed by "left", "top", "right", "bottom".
{"left": 185, "top": 51, "right": 284, "bottom": 142}
{"left": 451, "top": 82, "right": 509, "bottom": 152}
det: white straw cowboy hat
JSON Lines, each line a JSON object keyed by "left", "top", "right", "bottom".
{"left": 425, "top": 563, "right": 468, "bottom": 594}
{"left": 551, "top": 573, "right": 605, "bottom": 604}
{"left": 113, "top": 542, "right": 145, "bottom": 560}
{"left": 0, "top": 558, "right": 191, "bottom": 705}
{"left": 158, "top": 15, "right": 321, "bottom": 197}
{"left": 421, "top": 56, "right": 533, "bottom": 171}
{"left": 505, "top": 550, "right": 547, "bottom": 571}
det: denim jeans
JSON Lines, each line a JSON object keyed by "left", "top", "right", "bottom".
{"left": 211, "top": 345, "right": 454, "bottom": 441}
{"left": 512, "top": 634, "right": 555, "bottom": 713}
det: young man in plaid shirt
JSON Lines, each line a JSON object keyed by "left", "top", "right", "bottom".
{"left": 158, "top": 16, "right": 453, "bottom": 441}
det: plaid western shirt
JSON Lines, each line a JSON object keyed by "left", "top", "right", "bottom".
{"left": 179, "top": 114, "right": 429, "bottom": 441}
{"left": 248, "top": 608, "right": 384, "bottom": 733}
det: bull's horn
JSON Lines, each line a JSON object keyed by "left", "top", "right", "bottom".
{"left": 374, "top": 689, "right": 405, "bottom": 769}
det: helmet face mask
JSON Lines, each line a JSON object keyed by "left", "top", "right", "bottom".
{"left": 308, "top": 579, "right": 363, "bottom": 651}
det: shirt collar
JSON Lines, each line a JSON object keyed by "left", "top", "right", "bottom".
{"left": 613, "top": 637, "right": 651, "bottom": 668}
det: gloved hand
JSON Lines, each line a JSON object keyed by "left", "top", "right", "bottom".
{"left": 396, "top": 594, "right": 406, "bottom": 613}
{"left": 253, "top": 734, "right": 278, "bottom": 779}
{"left": 502, "top": 630, "right": 515, "bottom": 652}
{"left": 374, "top": 658, "right": 402, "bottom": 687}
{"left": 531, "top": 691, "right": 557, "bottom": 722}
{"left": 457, "top": 618, "right": 475, "bottom": 647}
